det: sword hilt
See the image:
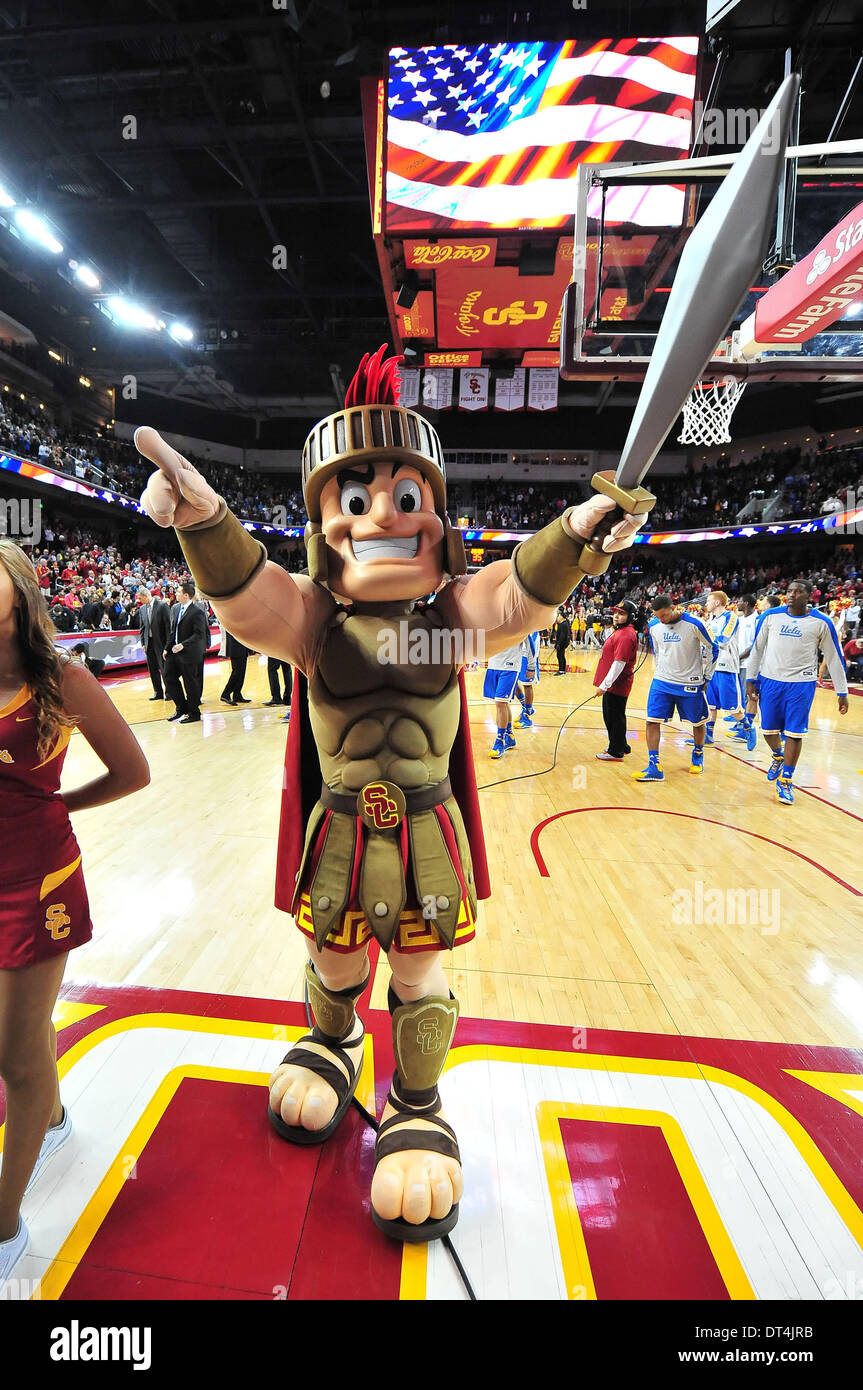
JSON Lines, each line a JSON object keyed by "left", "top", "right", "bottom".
{"left": 573, "top": 470, "right": 656, "bottom": 576}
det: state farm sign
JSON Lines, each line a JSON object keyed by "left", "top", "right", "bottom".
{"left": 751, "top": 200, "right": 863, "bottom": 345}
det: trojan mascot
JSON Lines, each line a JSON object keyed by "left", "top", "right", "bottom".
{"left": 135, "top": 347, "right": 645, "bottom": 1242}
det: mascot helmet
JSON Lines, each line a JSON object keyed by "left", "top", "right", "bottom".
{"left": 301, "top": 346, "right": 466, "bottom": 578}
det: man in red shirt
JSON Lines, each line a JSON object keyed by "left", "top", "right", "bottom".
{"left": 594, "top": 599, "right": 640, "bottom": 761}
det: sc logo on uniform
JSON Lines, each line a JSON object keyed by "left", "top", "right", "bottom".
{"left": 45, "top": 903, "right": 71, "bottom": 941}
{"left": 358, "top": 781, "right": 406, "bottom": 831}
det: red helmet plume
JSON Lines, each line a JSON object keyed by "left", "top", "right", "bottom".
{"left": 344, "top": 345, "right": 403, "bottom": 408}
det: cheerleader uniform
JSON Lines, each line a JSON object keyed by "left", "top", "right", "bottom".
{"left": 0, "top": 686, "right": 93, "bottom": 969}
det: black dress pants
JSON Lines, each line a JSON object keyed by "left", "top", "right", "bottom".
{"left": 267, "top": 657, "right": 292, "bottom": 702}
{"left": 222, "top": 649, "right": 248, "bottom": 699}
{"left": 165, "top": 652, "right": 203, "bottom": 715}
{"left": 602, "top": 691, "right": 630, "bottom": 757}
{"left": 146, "top": 642, "right": 165, "bottom": 697}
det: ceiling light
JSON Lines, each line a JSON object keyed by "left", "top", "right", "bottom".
{"left": 107, "top": 296, "right": 159, "bottom": 331}
{"left": 79, "top": 376, "right": 91, "bottom": 388}
{"left": 168, "top": 322, "right": 195, "bottom": 343}
{"left": 48, "top": 349, "right": 62, "bottom": 362}
{"left": 75, "top": 264, "right": 101, "bottom": 290}
{"left": 0, "top": 184, "right": 15, "bottom": 208}
{"left": 15, "top": 208, "right": 64, "bottom": 254}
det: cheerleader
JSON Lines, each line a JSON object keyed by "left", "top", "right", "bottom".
{"left": 0, "top": 540, "right": 150, "bottom": 1286}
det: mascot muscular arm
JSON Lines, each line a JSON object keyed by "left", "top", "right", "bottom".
{"left": 136, "top": 349, "right": 644, "bottom": 1246}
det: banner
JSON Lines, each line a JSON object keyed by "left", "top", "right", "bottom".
{"left": 425, "top": 351, "right": 482, "bottom": 367}
{"left": 422, "top": 368, "right": 453, "bottom": 410}
{"left": 404, "top": 240, "right": 496, "bottom": 268}
{"left": 494, "top": 368, "right": 526, "bottom": 411}
{"left": 396, "top": 366, "right": 421, "bottom": 407}
{"left": 436, "top": 262, "right": 569, "bottom": 350}
{"left": 458, "top": 367, "right": 489, "bottom": 411}
{"left": 527, "top": 367, "right": 559, "bottom": 411}
{"left": 54, "top": 625, "right": 221, "bottom": 672}
{"left": 747, "top": 199, "right": 863, "bottom": 346}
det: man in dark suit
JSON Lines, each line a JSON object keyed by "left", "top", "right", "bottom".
{"left": 164, "top": 581, "right": 209, "bottom": 723}
{"left": 221, "top": 630, "right": 252, "bottom": 705}
{"left": 137, "top": 588, "right": 170, "bottom": 701}
{"left": 552, "top": 607, "right": 572, "bottom": 675}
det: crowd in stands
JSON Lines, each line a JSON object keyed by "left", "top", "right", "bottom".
{"left": 454, "top": 440, "right": 863, "bottom": 531}
{"left": 22, "top": 510, "right": 304, "bottom": 633}
{"left": 450, "top": 481, "right": 577, "bottom": 530}
{"left": 3, "top": 386, "right": 863, "bottom": 533}
{"left": 0, "top": 393, "right": 305, "bottom": 523}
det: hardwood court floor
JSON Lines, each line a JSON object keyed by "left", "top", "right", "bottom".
{"left": 6, "top": 648, "right": 862, "bottom": 1302}
{"left": 64, "top": 647, "right": 863, "bottom": 1050}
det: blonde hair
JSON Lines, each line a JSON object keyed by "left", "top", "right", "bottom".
{"left": 0, "top": 540, "right": 76, "bottom": 759}
{"left": 712, "top": 591, "right": 729, "bottom": 606}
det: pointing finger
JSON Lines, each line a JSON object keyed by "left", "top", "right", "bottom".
{"left": 140, "top": 471, "right": 178, "bottom": 528}
{"left": 134, "top": 426, "right": 194, "bottom": 480}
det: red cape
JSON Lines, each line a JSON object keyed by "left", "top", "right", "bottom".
{"left": 274, "top": 667, "right": 490, "bottom": 913}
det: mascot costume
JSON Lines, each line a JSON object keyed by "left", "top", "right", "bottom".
{"left": 134, "top": 351, "right": 646, "bottom": 1243}
{"left": 135, "top": 72, "right": 797, "bottom": 1245}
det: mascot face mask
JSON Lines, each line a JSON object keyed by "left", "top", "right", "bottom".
{"left": 302, "top": 346, "right": 466, "bottom": 599}
{"left": 317, "top": 461, "right": 444, "bottom": 603}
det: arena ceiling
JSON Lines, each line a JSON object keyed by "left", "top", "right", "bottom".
{"left": 0, "top": 0, "right": 859, "bottom": 442}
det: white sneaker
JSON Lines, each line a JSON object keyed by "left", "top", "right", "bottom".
{"left": 0, "top": 1216, "right": 29, "bottom": 1286}
{"left": 24, "top": 1106, "right": 71, "bottom": 1195}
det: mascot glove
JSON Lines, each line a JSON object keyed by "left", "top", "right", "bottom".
{"left": 565, "top": 494, "right": 646, "bottom": 554}
{"left": 135, "top": 426, "right": 222, "bottom": 531}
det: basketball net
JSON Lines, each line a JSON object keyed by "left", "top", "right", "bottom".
{"left": 677, "top": 376, "right": 747, "bottom": 447}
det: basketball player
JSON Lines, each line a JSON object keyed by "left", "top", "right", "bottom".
{"left": 745, "top": 579, "right": 848, "bottom": 804}
{"left": 0, "top": 540, "right": 149, "bottom": 1286}
{"left": 634, "top": 594, "right": 718, "bottom": 782}
{"left": 730, "top": 594, "right": 759, "bottom": 751}
{"left": 703, "top": 591, "right": 741, "bottom": 744}
{"left": 484, "top": 639, "right": 521, "bottom": 758}
{"left": 514, "top": 630, "right": 540, "bottom": 730}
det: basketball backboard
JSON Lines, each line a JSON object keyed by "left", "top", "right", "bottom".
{"left": 560, "top": 144, "right": 863, "bottom": 387}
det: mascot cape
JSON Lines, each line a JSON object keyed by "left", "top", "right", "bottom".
{"left": 274, "top": 664, "right": 491, "bottom": 914}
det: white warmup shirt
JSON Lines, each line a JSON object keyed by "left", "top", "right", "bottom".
{"left": 746, "top": 606, "right": 848, "bottom": 693}
{"left": 648, "top": 613, "right": 719, "bottom": 688}
{"left": 707, "top": 607, "right": 739, "bottom": 672}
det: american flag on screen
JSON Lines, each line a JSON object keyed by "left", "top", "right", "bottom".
{"left": 385, "top": 36, "right": 699, "bottom": 232}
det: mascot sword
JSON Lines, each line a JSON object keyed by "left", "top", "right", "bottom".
{"left": 574, "top": 71, "right": 801, "bottom": 575}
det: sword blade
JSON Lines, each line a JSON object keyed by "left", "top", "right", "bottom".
{"left": 614, "top": 72, "right": 800, "bottom": 491}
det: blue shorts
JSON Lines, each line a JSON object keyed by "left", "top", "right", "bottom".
{"left": 706, "top": 670, "right": 742, "bottom": 712}
{"left": 484, "top": 667, "right": 519, "bottom": 701}
{"left": 646, "top": 679, "right": 709, "bottom": 726}
{"left": 757, "top": 677, "right": 816, "bottom": 737}
{"left": 519, "top": 655, "right": 540, "bottom": 686}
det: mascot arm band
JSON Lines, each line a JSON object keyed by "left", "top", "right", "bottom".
{"left": 176, "top": 498, "right": 268, "bottom": 599}
{"left": 512, "top": 508, "right": 601, "bottom": 608}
